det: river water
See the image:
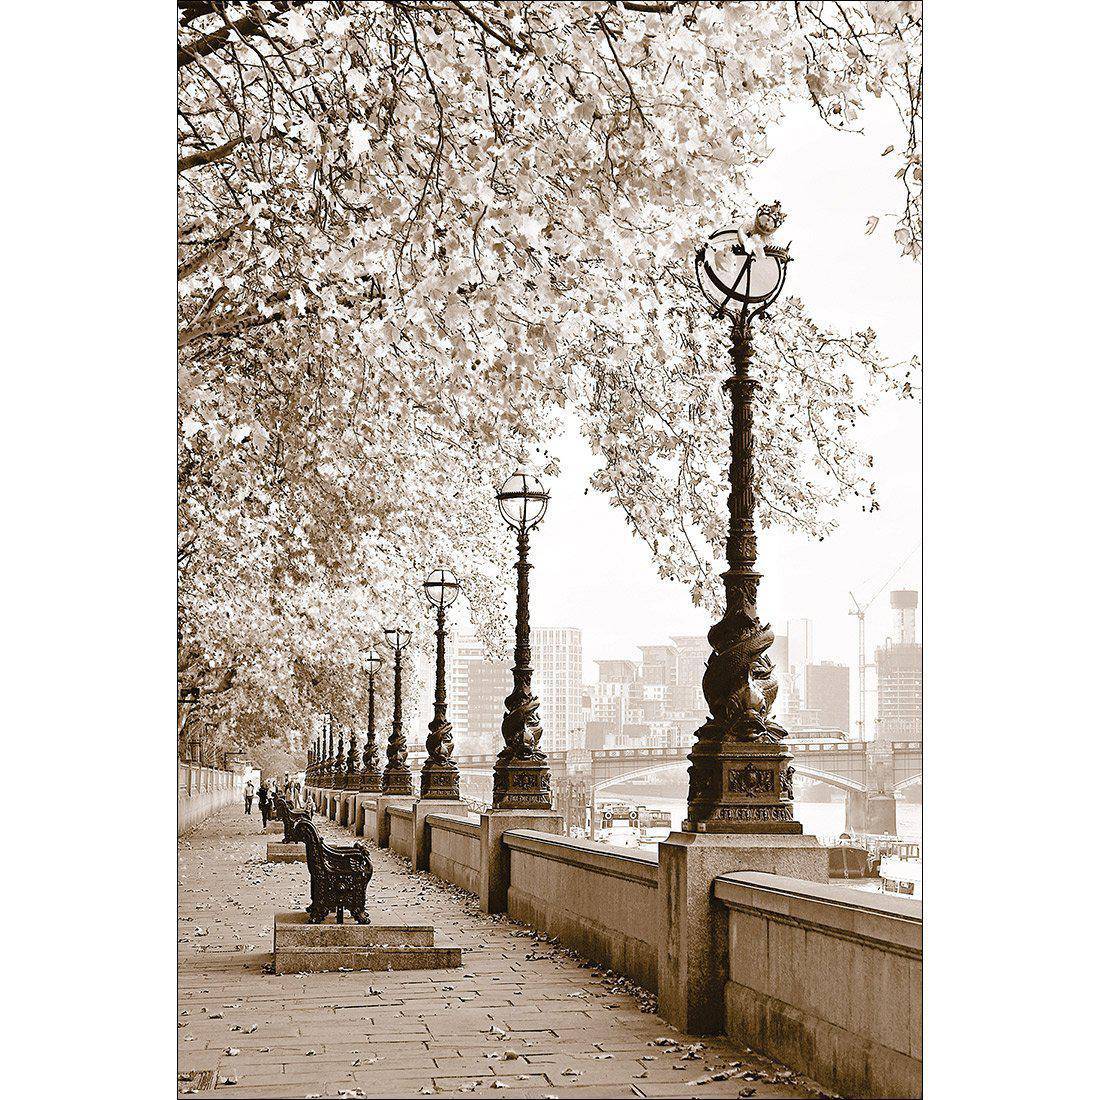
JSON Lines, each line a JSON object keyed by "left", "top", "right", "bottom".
{"left": 602, "top": 796, "right": 923, "bottom": 845}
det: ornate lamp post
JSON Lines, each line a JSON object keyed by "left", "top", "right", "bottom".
{"left": 684, "top": 205, "right": 801, "bottom": 834}
{"left": 360, "top": 650, "right": 384, "bottom": 792}
{"left": 345, "top": 719, "right": 359, "bottom": 788}
{"left": 323, "top": 713, "right": 334, "bottom": 787}
{"left": 492, "top": 472, "right": 552, "bottom": 809}
{"left": 421, "top": 569, "right": 461, "bottom": 800}
{"left": 382, "top": 629, "right": 414, "bottom": 796}
{"left": 333, "top": 722, "right": 347, "bottom": 789}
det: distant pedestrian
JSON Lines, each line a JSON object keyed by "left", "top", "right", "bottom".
{"left": 244, "top": 780, "right": 255, "bottom": 815}
{"left": 257, "top": 780, "right": 270, "bottom": 825}
{"left": 303, "top": 790, "right": 316, "bottom": 816}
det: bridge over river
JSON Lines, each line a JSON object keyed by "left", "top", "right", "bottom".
{"left": 410, "top": 737, "right": 923, "bottom": 836}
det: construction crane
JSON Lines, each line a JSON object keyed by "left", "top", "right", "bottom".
{"left": 848, "top": 543, "right": 921, "bottom": 741}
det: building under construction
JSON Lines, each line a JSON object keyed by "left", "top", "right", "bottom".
{"left": 874, "top": 590, "right": 922, "bottom": 745}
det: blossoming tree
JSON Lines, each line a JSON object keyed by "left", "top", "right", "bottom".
{"left": 177, "top": 0, "right": 922, "bottom": 754}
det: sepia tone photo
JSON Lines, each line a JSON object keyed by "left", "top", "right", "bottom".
{"left": 177, "top": 3, "right": 922, "bottom": 1097}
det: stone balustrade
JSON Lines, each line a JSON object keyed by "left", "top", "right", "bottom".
{"left": 178, "top": 763, "right": 244, "bottom": 834}
{"left": 715, "top": 871, "right": 922, "bottom": 1099}
{"left": 305, "top": 782, "right": 921, "bottom": 1098}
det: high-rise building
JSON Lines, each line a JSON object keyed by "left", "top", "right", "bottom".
{"left": 875, "top": 592, "right": 922, "bottom": 743}
{"left": 804, "top": 661, "right": 850, "bottom": 734}
{"left": 587, "top": 680, "right": 629, "bottom": 732}
{"left": 446, "top": 635, "right": 512, "bottom": 755}
{"left": 670, "top": 636, "right": 708, "bottom": 717}
{"left": 891, "top": 589, "right": 918, "bottom": 644}
{"left": 639, "top": 644, "right": 677, "bottom": 687}
{"left": 787, "top": 619, "right": 813, "bottom": 671}
{"left": 532, "top": 627, "right": 584, "bottom": 752}
{"left": 596, "top": 659, "right": 638, "bottom": 684}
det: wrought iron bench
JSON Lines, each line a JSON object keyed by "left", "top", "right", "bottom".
{"left": 291, "top": 816, "right": 373, "bottom": 924}
{"left": 272, "top": 792, "right": 313, "bottom": 845}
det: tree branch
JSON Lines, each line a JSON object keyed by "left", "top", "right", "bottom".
{"left": 178, "top": 135, "right": 246, "bottom": 173}
{"left": 177, "top": 1, "right": 295, "bottom": 69}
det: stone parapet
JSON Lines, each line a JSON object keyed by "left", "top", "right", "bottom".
{"left": 178, "top": 764, "right": 244, "bottom": 834}
{"left": 715, "top": 871, "right": 921, "bottom": 1099}
{"left": 503, "top": 829, "right": 659, "bottom": 990}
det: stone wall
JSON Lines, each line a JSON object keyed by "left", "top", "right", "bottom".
{"left": 426, "top": 813, "right": 482, "bottom": 895}
{"left": 178, "top": 764, "right": 244, "bottom": 834}
{"left": 300, "top": 784, "right": 919, "bottom": 1097}
{"left": 715, "top": 871, "right": 921, "bottom": 1100}
{"left": 356, "top": 796, "right": 379, "bottom": 841}
{"left": 503, "top": 830, "right": 660, "bottom": 991}
{"left": 388, "top": 806, "right": 414, "bottom": 861}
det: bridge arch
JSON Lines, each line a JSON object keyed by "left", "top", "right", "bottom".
{"left": 894, "top": 772, "right": 923, "bottom": 792}
{"left": 790, "top": 764, "right": 868, "bottom": 796}
{"left": 592, "top": 759, "right": 688, "bottom": 793}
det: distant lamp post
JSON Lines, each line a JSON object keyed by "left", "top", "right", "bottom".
{"left": 421, "top": 569, "right": 462, "bottom": 800}
{"left": 324, "top": 713, "right": 334, "bottom": 787}
{"left": 685, "top": 204, "right": 802, "bottom": 833}
{"left": 346, "top": 719, "right": 360, "bottom": 788}
{"left": 360, "top": 650, "right": 384, "bottom": 793}
{"left": 382, "top": 629, "right": 414, "bottom": 796}
{"left": 492, "top": 472, "right": 552, "bottom": 809}
{"left": 333, "top": 721, "right": 347, "bottom": 789}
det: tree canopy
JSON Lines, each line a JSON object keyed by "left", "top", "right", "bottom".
{"left": 177, "top": 0, "right": 922, "bottom": 755}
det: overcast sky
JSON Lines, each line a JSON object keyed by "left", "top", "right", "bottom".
{"left": 442, "top": 103, "right": 920, "bottom": 731}
{"left": 527, "top": 103, "right": 921, "bottom": 713}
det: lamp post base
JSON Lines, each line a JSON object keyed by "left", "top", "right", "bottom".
{"left": 491, "top": 756, "right": 552, "bottom": 811}
{"left": 684, "top": 740, "right": 801, "bottom": 834}
{"left": 420, "top": 762, "right": 461, "bottom": 801}
{"left": 382, "top": 769, "right": 413, "bottom": 797}
{"left": 360, "top": 771, "right": 383, "bottom": 794}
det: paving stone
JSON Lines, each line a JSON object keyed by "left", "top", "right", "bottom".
{"left": 179, "top": 804, "right": 827, "bottom": 1098}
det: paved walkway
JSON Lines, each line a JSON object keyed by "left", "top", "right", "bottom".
{"left": 179, "top": 806, "right": 830, "bottom": 1099}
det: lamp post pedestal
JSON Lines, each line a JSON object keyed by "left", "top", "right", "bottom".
{"left": 478, "top": 809, "right": 563, "bottom": 914}
{"left": 656, "top": 832, "right": 828, "bottom": 1034}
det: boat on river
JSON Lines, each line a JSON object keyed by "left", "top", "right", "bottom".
{"left": 880, "top": 857, "right": 922, "bottom": 898}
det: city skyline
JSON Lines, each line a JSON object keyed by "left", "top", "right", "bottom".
{"left": 442, "top": 585, "right": 920, "bottom": 756}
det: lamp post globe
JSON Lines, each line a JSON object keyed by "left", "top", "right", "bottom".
{"left": 683, "top": 205, "right": 803, "bottom": 835}
{"left": 695, "top": 227, "right": 789, "bottom": 322}
{"left": 491, "top": 472, "right": 553, "bottom": 810}
{"left": 423, "top": 568, "right": 460, "bottom": 609}
{"left": 420, "top": 569, "right": 461, "bottom": 800}
{"left": 381, "top": 629, "right": 414, "bottom": 796}
{"left": 359, "top": 649, "right": 384, "bottom": 793}
{"left": 497, "top": 472, "right": 549, "bottom": 531}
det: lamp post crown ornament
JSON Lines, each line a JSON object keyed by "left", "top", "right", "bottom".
{"left": 684, "top": 205, "right": 802, "bottom": 835}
